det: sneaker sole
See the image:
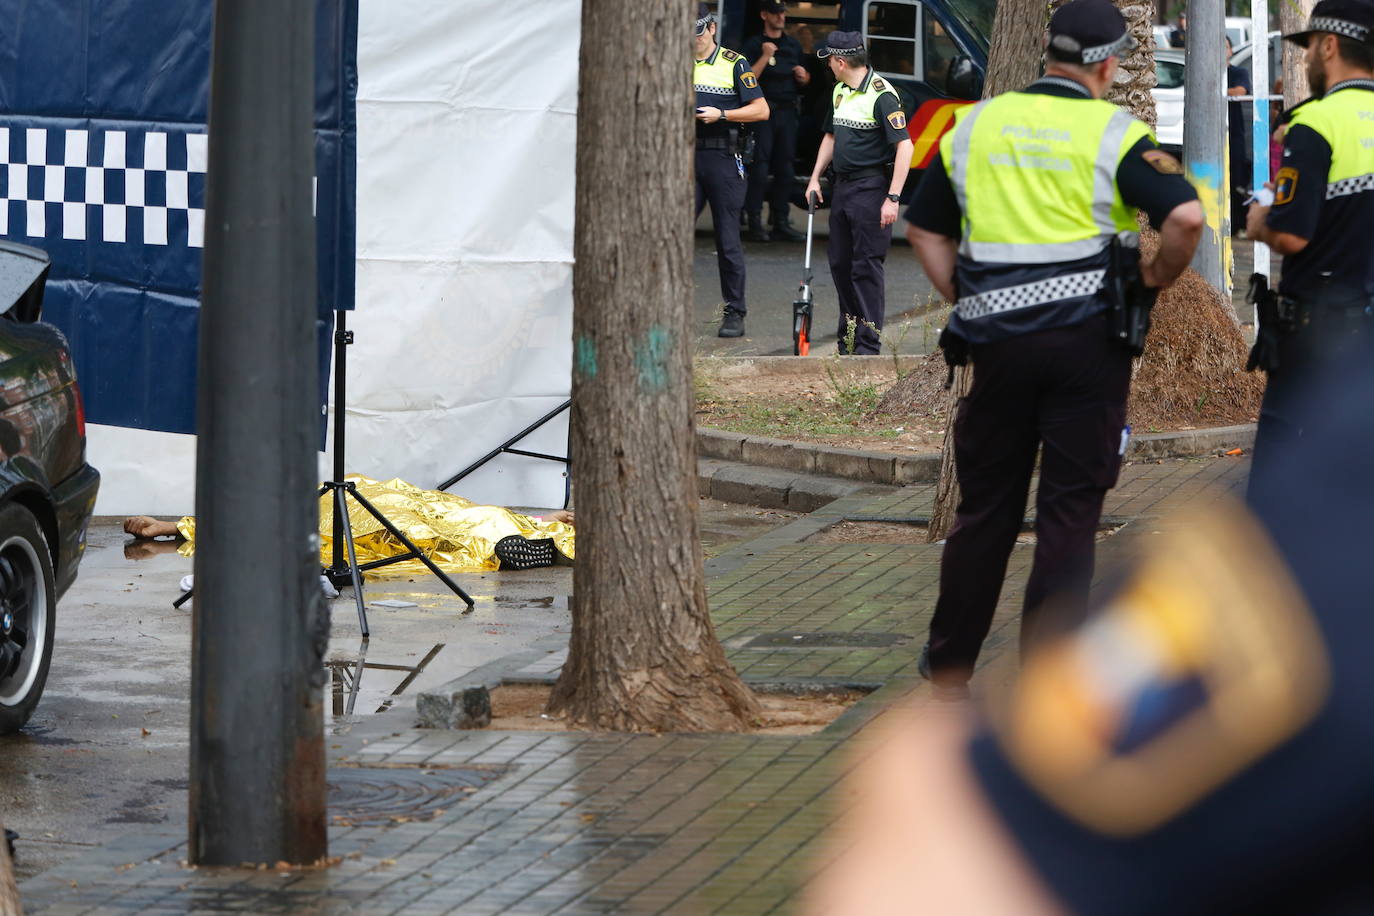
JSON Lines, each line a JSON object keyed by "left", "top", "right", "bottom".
{"left": 494, "top": 535, "right": 557, "bottom": 570}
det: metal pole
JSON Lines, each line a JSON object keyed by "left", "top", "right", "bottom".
{"left": 1251, "top": 0, "right": 1272, "bottom": 310}
{"left": 1183, "top": 0, "right": 1228, "bottom": 294}
{"left": 190, "top": 0, "right": 327, "bottom": 867}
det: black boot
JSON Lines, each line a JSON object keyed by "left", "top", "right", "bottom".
{"left": 745, "top": 212, "right": 771, "bottom": 242}
{"left": 771, "top": 214, "right": 805, "bottom": 242}
{"left": 718, "top": 306, "right": 746, "bottom": 338}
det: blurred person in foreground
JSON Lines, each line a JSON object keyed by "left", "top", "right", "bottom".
{"left": 809, "top": 351, "right": 1374, "bottom": 914}
{"left": 1245, "top": 0, "right": 1374, "bottom": 498}
{"left": 906, "top": 0, "right": 1202, "bottom": 697}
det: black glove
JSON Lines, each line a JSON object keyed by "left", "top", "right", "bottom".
{"left": 938, "top": 327, "right": 970, "bottom": 390}
{"left": 938, "top": 326, "right": 969, "bottom": 368}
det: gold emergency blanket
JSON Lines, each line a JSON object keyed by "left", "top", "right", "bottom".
{"left": 173, "top": 476, "right": 575, "bottom": 576}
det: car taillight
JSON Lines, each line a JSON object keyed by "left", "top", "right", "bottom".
{"left": 73, "top": 383, "right": 86, "bottom": 439}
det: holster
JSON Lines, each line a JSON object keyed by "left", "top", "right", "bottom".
{"left": 1245, "top": 272, "right": 1285, "bottom": 372}
{"left": 1107, "top": 233, "right": 1157, "bottom": 356}
{"left": 729, "top": 126, "right": 756, "bottom": 163}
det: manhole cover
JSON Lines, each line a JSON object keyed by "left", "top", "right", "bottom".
{"left": 744, "top": 632, "right": 909, "bottom": 649}
{"left": 327, "top": 766, "right": 501, "bottom": 825}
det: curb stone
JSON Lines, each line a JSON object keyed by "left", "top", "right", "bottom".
{"left": 697, "top": 457, "right": 893, "bottom": 512}
{"left": 698, "top": 423, "right": 1255, "bottom": 487}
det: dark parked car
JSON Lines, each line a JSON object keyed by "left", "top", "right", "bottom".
{"left": 0, "top": 241, "right": 100, "bottom": 734}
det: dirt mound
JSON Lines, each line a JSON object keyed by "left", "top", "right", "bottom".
{"left": 874, "top": 269, "right": 1264, "bottom": 432}
{"left": 872, "top": 352, "right": 951, "bottom": 420}
{"left": 1127, "top": 267, "right": 1264, "bottom": 430}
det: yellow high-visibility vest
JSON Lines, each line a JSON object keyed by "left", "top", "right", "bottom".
{"left": 942, "top": 90, "right": 1151, "bottom": 264}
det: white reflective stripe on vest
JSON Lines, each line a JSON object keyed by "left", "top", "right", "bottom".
{"left": 1090, "top": 110, "right": 1137, "bottom": 236}
{"left": 1328, "top": 172, "right": 1374, "bottom": 199}
{"left": 949, "top": 100, "right": 990, "bottom": 235}
{"left": 955, "top": 269, "right": 1107, "bottom": 320}
{"left": 953, "top": 106, "right": 1136, "bottom": 264}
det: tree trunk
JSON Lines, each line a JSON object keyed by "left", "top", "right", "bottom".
{"left": 1281, "top": 0, "right": 1314, "bottom": 107}
{"left": 0, "top": 824, "right": 19, "bottom": 916}
{"left": 545, "top": 0, "right": 760, "bottom": 732}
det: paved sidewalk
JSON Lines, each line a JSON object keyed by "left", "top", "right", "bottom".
{"left": 18, "top": 457, "right": 1250, "bottom": 915}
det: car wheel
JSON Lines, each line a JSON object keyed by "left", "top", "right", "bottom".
{"left": 0, "top": 504, "right": 56, "bottom": 735}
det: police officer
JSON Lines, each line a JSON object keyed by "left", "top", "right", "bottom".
{"left": 904, "top": 0, "right": 1203, "bottom": 693}
{"left": 695, "top": 2, "right": 770, "bottom": 338}
{"left": 741, "top": 0, "right": 810, "bottom": 243}
{"left": 805, "top": 31, "right": 913, "bottom": 355}
{"left": 815, "top": 352, "right": 1374, "bottom": 915}
{"left": 1245, "top": 0, "right": 1374, "bottom": 497}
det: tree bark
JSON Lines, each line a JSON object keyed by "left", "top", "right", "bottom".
{"left": 0, "top": 823, "right": 19, "bottom": 916}
{"left": 1281, "top": 0, "right": 1314, "bottom": 107}
{"left": 545, "top": 0, "right": 760, "bottom": 732}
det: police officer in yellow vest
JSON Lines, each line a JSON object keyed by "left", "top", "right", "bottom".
{"left": 1245, "top": 0, "right": 1374, "bottom": 497}
{"left": 905, "top": 0, "right": 1204, "bottom": 694}
{"left": 695, "top": 3, "right": 770, "bottom": 338}
{"left": 805, "top": 31, "right": 913, "bottom": 355}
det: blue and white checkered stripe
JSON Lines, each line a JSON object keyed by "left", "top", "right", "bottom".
{"left": 0, "top": 124, "right": 207, "bottom": 248}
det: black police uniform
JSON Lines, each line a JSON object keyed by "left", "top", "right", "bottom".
{"left": 906, "top": 76, "right": 1197, "bottom": 680}
{"left": 1227, "top": 60, "right": 1252, "bottom": 229}
{"left": 966, "top": 350, "right": 1374, "bottom": 915}
{"left": 822, "top": 58, "right": 908, "bottom": 355}
{"left": 742, "top": 12, "right": 805, "bottom": 240}
{"left": 696, "top": 43, "right": 765, "bottom": 328}
{"left": 1250, "top": 31, "right": 1374, "bottom": 498}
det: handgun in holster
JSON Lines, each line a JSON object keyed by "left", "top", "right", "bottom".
{"left": 1107, "top": 232, "right": 1158, "bottom": 356}
{"left": 729, "top": 126, "right": 756, "bottom": 163}
{"left": 1245, "top": 272, "right": 1293, "bottom": 372}
{"left": 938, "top": 326, "right": 969, "bottom": 390}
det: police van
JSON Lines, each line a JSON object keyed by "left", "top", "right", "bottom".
{"left": 712, "top": 0, "right": 994, "bottom": 196}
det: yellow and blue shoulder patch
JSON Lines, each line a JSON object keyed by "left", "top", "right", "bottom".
{"left": 1142, "top": 149, "right": 1183, "bottom": 175}
{"left": 1274, "top": 166, "right": 1299, "bottom": 206}
{"left": 741, "top": 71, "right": 758, "bottom": 90}
{"left": 986, "top": 499, "right": 1329, "bottom": 837}
{"left": 887, "top": 110, "right": 907, "bottom": 131}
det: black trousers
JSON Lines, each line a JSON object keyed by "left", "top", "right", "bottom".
{"left": 927, "top": 315, "right": 1133, "bottom": 683}
{"left": 696, "top": 147, "right": 748, "bottom": 313}
{"left": 745, "top": 103, "right": 799, "bottom": 224}
{"left": 828, "top": 173, "right": 890, "bottom": 354}
{"left": 1249, "top": 289, "right": 1374, "bottom": 500}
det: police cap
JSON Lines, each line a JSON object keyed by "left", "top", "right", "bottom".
{"left": 760, "top": 0, "right": 787, "bottom": 12}
{"left": 817, "top": 30, "right": 865, "bottom": 58}
{"left": 1282, "top": 0, "right": 1374, "bottom": 45}
{"left": 695, "top": 2, "right": 715, "bottom": 36}
{"left": 1046, "top": 0, "right": 1135, "bottom": 65}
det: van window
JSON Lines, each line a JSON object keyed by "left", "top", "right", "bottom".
{"left": 867, "top": 0, "right": 919, "bottom": 77}
{"left": 924, "top": 15, "right": 960, "bottom": 89}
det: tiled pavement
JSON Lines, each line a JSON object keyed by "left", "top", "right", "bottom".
{"left": 18, "top": 457, "right": 1251, "bottom": 915}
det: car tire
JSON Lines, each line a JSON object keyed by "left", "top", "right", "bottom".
{"left": 0, "top": 504, "right": 56, "bottom": 735}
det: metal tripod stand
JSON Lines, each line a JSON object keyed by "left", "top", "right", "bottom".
{"left": 321, "top": 310, "right": 474, "bottom": 637}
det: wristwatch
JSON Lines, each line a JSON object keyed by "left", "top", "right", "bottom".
{"left": 885, "top": 193, "right": 900, "bottom": 203}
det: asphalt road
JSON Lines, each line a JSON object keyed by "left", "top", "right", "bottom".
{"left": 0, "top": 500, "right": 796, "bottom": 882}
{"left": 693, "top": 211, "right": 945, "bottom": 358}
